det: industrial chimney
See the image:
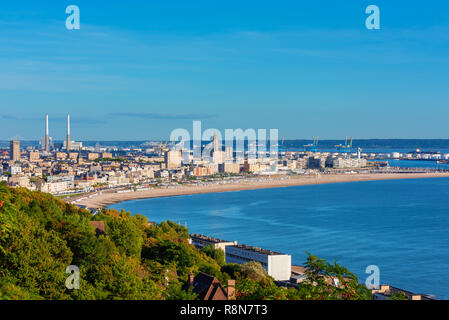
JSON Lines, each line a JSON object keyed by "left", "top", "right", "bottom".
{"left": 66, "top": 113, "right": 71, "bottom": 152}
{"left": 45, "top": 114, "right": 50, "bottom": 152}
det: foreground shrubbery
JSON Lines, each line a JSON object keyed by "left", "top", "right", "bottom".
{"left": 0, "top": 183, "right": 371, "bottom": 300}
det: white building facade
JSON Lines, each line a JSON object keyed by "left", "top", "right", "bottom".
{"left": 225, "top": 244, "right": 291, "bottom": 281}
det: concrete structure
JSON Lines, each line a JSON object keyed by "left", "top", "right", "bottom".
{"left": 165, "top": 150, "right": 182, "bottom": 169}
{"left": 191, "top": 165, "right": 211, "bottom": 177}
{"left": 307, "top": 155, "right": 326, "bottom": 169}
{"left": 225, "top": 244, "right": 291, "bottom": 281}
{"left": 10, "top": 140, "right": 20, "bottom": 161}
{"left": 296, "top": 157, "right": 308, "bottom": 169}
{"left": 330, "top": 157, "right": 367, "bottom": 169}
{"left": 211, "top": 131, "right": 225, "bottom": 164}
{"left": 190, "top": 234, "right": 292, "bottom": 280}
{"left": 69, "top": 152, "right": 79, "bottom": 160}
{"left": 219, "top": 162, "right": 241, "bottom": 174}
{"left": 45, "top": 114, "right": 50, "bottom": 152}
{"left": 9, "top": 166, "right": 22, "bottom": 175}
{"left": 63, "top": 141, "right": 83, "bottom": 151}
{"left": 225, "top": 146, "right": 233, "bottom": 161}
{"left": 88, "top": 153, "right": 99, "bottom": 161}
{"left": 212, "top": 150, "right": 225, "bottom": 164}
{"left": 36, "top": 180, "right": 69, "bottom": 194}
{"left": 190, "top": 234, "right": 237, "bottom": 251}
{"left": 56, "top": 152, "right": 68, "bottom": 160}
{"left": 371, "top": 285, "right": 435, "bottom": 300}
{"left": 29, "top": 150, "right": 40, "bottom": 162}
{"left": 213, "top": 131, "right": 220, "bottom": 152}
{"left": 8, "top": 175, "right": 30, "bottom": 188}
{"left": 66, "top": 113, "right": 71, "bottom": 152}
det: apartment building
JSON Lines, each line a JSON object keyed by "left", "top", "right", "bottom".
{"left": 225, "top": 244, "right": 291, "bottom": 281}
{"left": 190, "top": 234, "right": 237, "bottom": 251}
{"left": 371, "top": 285, "right": 435, "bottom": 300}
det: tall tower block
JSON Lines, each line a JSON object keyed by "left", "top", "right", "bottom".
{"left": 213, "top": 131, "right": 219, "bottom": 153}
{"left": 66, "top": 113, "right": 71, "bottom": 152}
{"left": 10, "top": 140, "right": 20, "bottom": 161}
{"left": 45, "top": 114, "right": 50, "bottom": 152}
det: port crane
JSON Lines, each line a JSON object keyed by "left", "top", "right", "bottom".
{"left": 162, "top": 140, "right": 168, "bottom": 153}
{"left": 157, "top": 140, "right": 168, "bottom": 155}
{"left": 335, "top": 137, "right": 353, "bottom": 158}
{"left": 304, "top": 136, "right": 319, "bottom": 152}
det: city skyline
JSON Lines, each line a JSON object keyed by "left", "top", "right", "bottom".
{"left": 1, "top": 1, "right": 449, "bottom": 140}
{"left": 5, "top": 112, "right": 449, "bottom": 143}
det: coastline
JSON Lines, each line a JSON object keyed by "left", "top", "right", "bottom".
{"left": 73, "top": 172, "right": 449, "bottom": 209}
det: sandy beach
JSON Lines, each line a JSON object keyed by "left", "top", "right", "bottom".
{"left": 73, "top": 172, "right": 449, "bottom": 209}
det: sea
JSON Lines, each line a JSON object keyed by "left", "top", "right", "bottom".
{"left": 110, "top": 176, "right": 449, "bottom": 299}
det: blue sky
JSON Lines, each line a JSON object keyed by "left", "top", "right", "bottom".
{"left": 0, "top": 0, "right": 448, "bottom": 140}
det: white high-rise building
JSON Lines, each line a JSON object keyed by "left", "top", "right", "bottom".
{"left": 212, "top": 131, "right": 225, "bottom": 164}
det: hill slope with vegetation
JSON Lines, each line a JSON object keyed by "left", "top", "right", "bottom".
{"left": 0, "top": 183, "right": 372, "bottom": 300}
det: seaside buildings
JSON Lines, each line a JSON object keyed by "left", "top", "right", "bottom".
{"left": 219, "top": 162, "right": 240, "bottom": 174}
{"left": 164, "top": 150, "right": 182, "bottom": 169}
{"left": 184, "top": 272, "right": 235, "bottom": 300}
{"left": 29, "top": 150, "right": 40, "bottom": 162}
{"left": 88, "top": 153, "right": 99, "bottom": 161}
{"left": 165, "top": 150, "right": 182, "bottom": 169}
{"left": 190, "top": 234, "right": 237, "bottom": 251}
{"left": 371, "top": 285, "right": 434, "bottom": 300}
{"left": 0, "top": 132, "right": 445, "bottom": 297}
{"left": 225, "top": 244, "right": 292, "bottom": 281}
{"left": 10, "top": 140, "right": 20, "bottom": 162}
{"left": 189, "top": 234, "right": 291, "bottom": 281}
{"left": 211, "top": 131, "right": 225, "bottom": 164}
{"left": 2, "top": 117, "right": 448, "bottom": 198}
{"left": 328, "top": 157, "right": 367, "bottom": 169}
{"left": 1, "top": 136, "right": 446, "bottom": 196}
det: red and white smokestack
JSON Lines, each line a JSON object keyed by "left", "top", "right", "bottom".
{"left": 45, "top": 114, "right": 50, "bottom": 152}
{"left": 66, "top": 113, "right": 71, "bottom": 152}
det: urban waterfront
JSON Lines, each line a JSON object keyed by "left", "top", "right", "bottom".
{"left": 110, "top": 177, "right": 449, "bottom": 299}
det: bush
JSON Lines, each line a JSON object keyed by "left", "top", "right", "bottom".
{"left": 239, "top": 261, "right": 267, "bottom": 282}
{"left": 201, "top": 245, "right": 226, "bottom": 267}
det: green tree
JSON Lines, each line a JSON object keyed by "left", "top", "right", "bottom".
{"left": 295, "top": 253, "right": 372, "bottom": 300}
{"left": 239, "top": 261, "right": 267, "bottom": 282}
{"left": 201, "top": 245, "right": 226, "bottom": 267}
{"left": 165, "top": 283, "right": 198, "bottom": 300}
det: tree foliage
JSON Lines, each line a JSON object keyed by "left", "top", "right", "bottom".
{"left": 201, "top": 245, "right": 226, "bottom": 267}
{"left": 0, "top": 184, "right": 221, "bottom": 300}
{"left": 234, "top": 255, "right": 372, "bottom": 300}
{"left": 0, "top": 183, "right": 373, "bottom": 300}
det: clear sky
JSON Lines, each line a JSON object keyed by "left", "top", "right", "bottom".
{"left": 0, "top": 1, "right": 448, "bottom": 141}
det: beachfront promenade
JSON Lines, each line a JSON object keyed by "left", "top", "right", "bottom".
{"left": 73, "top": 171, "right": 449, "bottom": 209}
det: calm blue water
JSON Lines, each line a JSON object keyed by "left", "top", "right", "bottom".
{"left": 371, "top": 159, "right": 449, "bottom": 170}
{"left": 110, "top": 178, "right": 449, "bottom": 299}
